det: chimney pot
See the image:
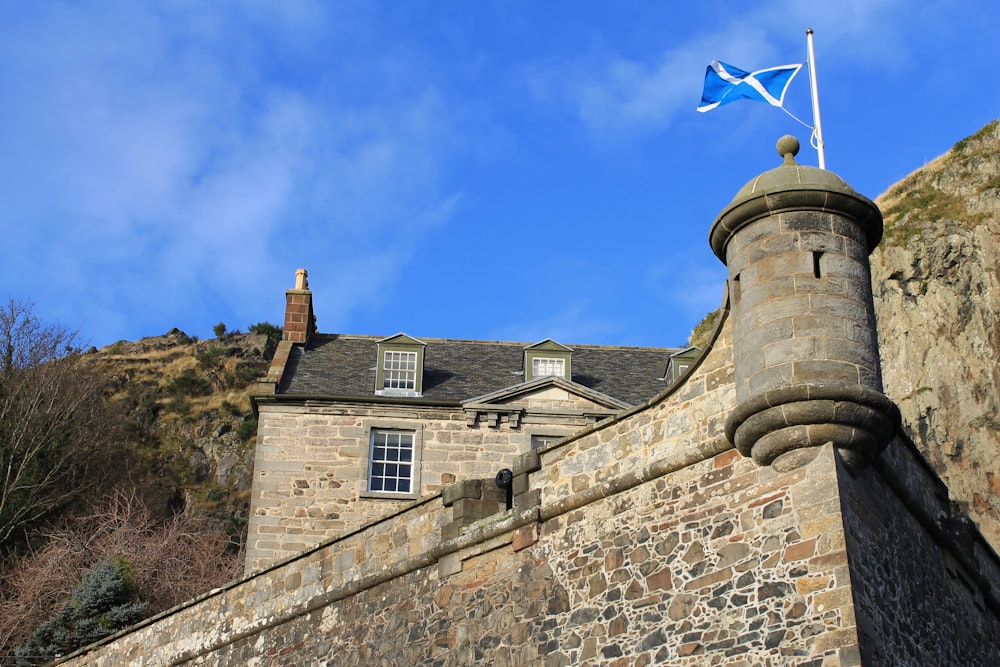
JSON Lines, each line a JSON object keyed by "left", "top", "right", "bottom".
{"left": 295, "top": 269, "right": 309, "bottom": 290}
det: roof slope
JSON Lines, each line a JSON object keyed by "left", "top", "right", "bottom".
{"left": 279, "top": 334, "right": 677, "bottom": 406}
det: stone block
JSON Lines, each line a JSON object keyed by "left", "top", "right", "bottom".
{"left": 441, "top": 520, "right": 462, "bottom": 542}
{"left": 754, "top": 250, "right": 812, "bottom": 282}
{"left": 754, "top": 294, "right": 811, "bottom": 325}
{"left": 824, "top": 338, "right": 877, "bottom": 369}
{"left": 453, "top": 497, "right": 503, "bottom": 522}
{"left": 797, "top": 229, "right": 846, "bottom": 255}
{"left": 512, "top": 472, "right": 529, "bottom": 497}
{"left": 438, "top": 553, "right": 462, "bottom": 578}
{"left": 745, "top": 363, "right": 794, "bottom": 399}
{"left": 809, "top": 294, "right": 867, "bottom": 321}
{"left": 443, "top": 479, "right": 483, "bottom": 507}
{"left": 767, "top": 274, "right": 797, "bottom": 298}
{"left": 763, "top": 337, "right": 823, "bottom": 368}
{"left": 792, "top": 314, "right": 846, "bottom": 339}
{"left": 779, "top": 209, "right": 834, "bottom": 233}
{"left": 791, "top": 360, "right": 860, "bottom": 386}
{"left": 514, "top": 489, "right": 541, "bottom": 512}
{"left": 747, "top": 231, "right": 801, "bottom": 263}
{"left": 512, "top": 523, "right": 539, "bottom": 551}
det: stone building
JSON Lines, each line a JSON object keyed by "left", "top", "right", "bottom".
{"left": 247, "top": 293, "right": 695, "bottom": 570}
{"left": 56, "top": 137, "right": 1000, "bottom": 666}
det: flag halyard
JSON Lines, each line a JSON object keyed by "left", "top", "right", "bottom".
{"left": 697, "top": 60, "right": 803, "bottom": 113}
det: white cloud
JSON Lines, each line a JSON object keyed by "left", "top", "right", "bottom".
{"left": 0, "top": 2, "right": 468, "bottom": 343}
{"left": 522, "top": 0, "right": 908, "bottom": 142}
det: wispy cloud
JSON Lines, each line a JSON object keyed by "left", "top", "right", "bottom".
{"left": 522, "top": 0, "right": 905, "bottom": 142}
{"left": 0, "top": 2, "right": 467, "bottom": 342}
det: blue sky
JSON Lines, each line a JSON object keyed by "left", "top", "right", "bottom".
{"left": 2, "top": 1, "right": 997, "bottom": 350}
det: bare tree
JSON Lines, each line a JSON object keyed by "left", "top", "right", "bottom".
{"left": 0, "top": 490, "right": 242, "bottom": 657}
{"left": 0, "top": 299, "right": 115, "bottom": 554}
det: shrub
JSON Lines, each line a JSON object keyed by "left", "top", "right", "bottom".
{"left": 195, "top": 347, "right": 227, "bottom": 370}
{"left": 0, "top": 491, "right": 243, "bottom": 659}
{"left": 165, "top": 370, "right": 211, "bottom": 397}
{"left": 248, "top": 322, "right": 282, "bottom": 345}
{"left": 220, "top": 400, "right": 244, "bottom": 417}
{"left": 235, "top": 418, "right": 258, "bottom": 442}
{"left": 225, "top": 363, "right": 263, "bottom": 389}
{"left": 212, "top": 322, "right": 227, "bottom": 338}
{"left": 15, "top": 557, "right": 148, "bottom": 665}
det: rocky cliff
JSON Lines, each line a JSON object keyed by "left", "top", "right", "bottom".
{"left": 871, "top": 119, "right": 1000, "bottom": 551}
{"left": 87, "top": 329, "right": 273, "bottom": 537}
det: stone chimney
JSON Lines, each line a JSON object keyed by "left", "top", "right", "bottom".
{"left": 283, "top": 268, "right": 315, "bottom": 344}
{"left": 710, "top": 136, "right": 899, "bottom": 471}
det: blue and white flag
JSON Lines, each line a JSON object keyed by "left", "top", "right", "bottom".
{"left": 697, "top": 60, "right": 803, "bottom": 112}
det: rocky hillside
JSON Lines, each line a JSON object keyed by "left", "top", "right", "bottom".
{"left": 871, "top": 119, "right": 1000, "bottom": 551}
{"left": 87, "top": 328, "right": 274, "bottom": 541}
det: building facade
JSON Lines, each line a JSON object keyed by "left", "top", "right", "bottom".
{"left": 56, "top": 137, "right": 1000, "bottom": 666}
{"left": 248, "top": 288, "right": 696, "bottom": 570}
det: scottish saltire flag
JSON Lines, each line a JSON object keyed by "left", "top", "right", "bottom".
{"left": 697, "top": 60, "right": 803, "bottom": 112}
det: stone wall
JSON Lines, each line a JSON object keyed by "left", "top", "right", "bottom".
{"left": 154, "top": 447, "right": 857, "bottom": 666}
{"left": 55, "top": 313, "right": 1000, "bottom": 666}
{"left": 840, "top": 435, "right": 1000, "bottom": 665}
{"left": 249, "top": 387, "right": 609, "bottom": 571}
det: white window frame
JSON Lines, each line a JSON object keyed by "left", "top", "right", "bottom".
{"left": 382, "top": 350, "right": 417, "bottom": 391}
{"left": 531, "top": 357, "right": 565, "bottom": 379}
{"left": 360, "top": 421, "right": 422, "bottom": 500}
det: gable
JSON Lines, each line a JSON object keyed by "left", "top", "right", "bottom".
{"left": 464, "top": 376, "right": 630, "bottom": 412}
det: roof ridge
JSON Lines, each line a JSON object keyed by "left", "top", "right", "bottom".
{"left": 310, "top": 332, "right": 678, "bottom": 351}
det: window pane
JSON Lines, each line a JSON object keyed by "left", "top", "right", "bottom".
{"left": 382, "top": 351, "right": 418, "bottom": 390}
{"left": 532, "top": 357, "right": 564, "bottom": 378}
{"left": 531, "top": 435, "right": 560, "bottom": 450}
{"left": 369, "top": 429, "right": 415, "bottom": 495}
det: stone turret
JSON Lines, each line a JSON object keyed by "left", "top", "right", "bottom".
{"left": 710, "top": 136, "right": 899, "bottom": 470}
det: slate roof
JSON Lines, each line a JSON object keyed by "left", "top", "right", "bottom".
{"left": 278, "top": 334, "right": 680, "bottom": 407}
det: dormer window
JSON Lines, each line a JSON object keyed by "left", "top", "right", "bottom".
{"left": 375, "top": 334, "right": 426, "bottom": 397}
{"left": 524, "top": 339, "right": 572, "bottom": 381}
{"left": 532, "top": 357, "right": 565, "bottom": 378}
{"left": 666, "top": 346, "right": 701, "bottom": 382}
{"left": 383, "top": 351, "right": 417, "bottom": 390}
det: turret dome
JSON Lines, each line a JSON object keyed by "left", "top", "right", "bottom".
{"left": 709, "top": 135, "right": 883, "bottom": 261}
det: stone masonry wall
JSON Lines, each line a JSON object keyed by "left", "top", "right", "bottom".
{"left": 128, "top": 447, "right": 857, "bottom": 666}
{"left": 56, "top": 311, "right": 1000, "bottom": 666}
{"left": 249, "top": 388, "right": 608, "bottom": 571}
{"left": 839, "top": 436, "right": 1000, "bottom": 665}
{"left": 59, "top": 404, "right": 869, "bottom": 663}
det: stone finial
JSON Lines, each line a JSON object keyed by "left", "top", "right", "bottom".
{"left": 777, "top": 135, "right": 799, "bottom": 165}
{"left": 295, "top": 268, "right": 309, "bottom": 291}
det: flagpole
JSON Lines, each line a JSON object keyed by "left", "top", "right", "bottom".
{"left": 806, "top": 29, "right": 826, "bottom": 169}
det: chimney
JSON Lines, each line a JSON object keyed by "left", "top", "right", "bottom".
{"left": 283, "top": 268, "right": 315, "bottom": 344}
